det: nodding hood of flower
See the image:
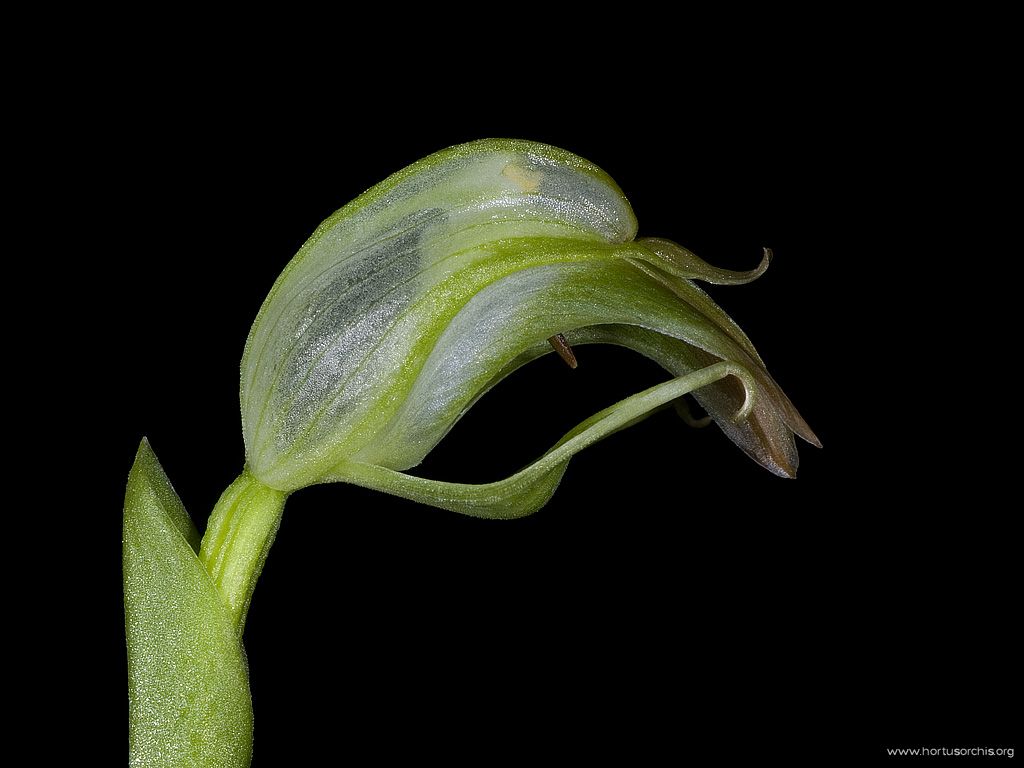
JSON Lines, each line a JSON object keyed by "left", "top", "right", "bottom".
{"left": 125, "top": 139, "right": 822, "bottom": 767}
{"left": 240, "top": 138, "right": 819, "bottom": 515}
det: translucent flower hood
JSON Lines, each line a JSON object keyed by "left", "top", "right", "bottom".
{"left": 125, "top": 139, "right": 821, "bottom": 767}
{"left": 241, "top": 138, "right": 819, "bottom": 512}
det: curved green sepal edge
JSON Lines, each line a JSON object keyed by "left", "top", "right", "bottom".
{"left": 124, "top": 439, "right": 253, "bottom": 768}
{"left": 334, "top": 361, "right": 754, "bottom": 519}
{"left": 254, "top": 138, "right": 629, "bottom": 315}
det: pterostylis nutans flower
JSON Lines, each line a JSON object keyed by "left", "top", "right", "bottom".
{"left": 124, "top": 139, "right": 819, "bottom": 766}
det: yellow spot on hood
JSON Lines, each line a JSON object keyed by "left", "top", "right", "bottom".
{"left": 502, "top": 163, "right": 543, "bottom": 194}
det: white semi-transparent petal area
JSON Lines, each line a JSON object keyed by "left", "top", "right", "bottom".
{"left": 242, "top": 140, "right": 637, "bottom": 490}
{"left": 243, "top": 139, "right": 817, "bottom": 494}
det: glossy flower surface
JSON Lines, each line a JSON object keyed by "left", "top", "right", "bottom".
{"left": 241, "top": 139, "right": 818, "bottom": 513}
{"left": 125, "top": 139, "right": 821, "bottom": 767}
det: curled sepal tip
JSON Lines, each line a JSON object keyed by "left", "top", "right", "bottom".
{"left": 638, "top": 237, "right": 772, "bottom": 285}
{"left": 124, "top": 439, "right": 253, "bottom": 767}
{"left": 333, "top": 361, "right": 754, "bottom": 519}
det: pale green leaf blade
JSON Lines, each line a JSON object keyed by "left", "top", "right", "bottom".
{"left": 124, "top": 439, "right": 253, "bottom": 768}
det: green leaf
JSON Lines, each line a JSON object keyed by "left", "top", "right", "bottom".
{"left": 124, "top": 439, "right": 253, "bottom": 767}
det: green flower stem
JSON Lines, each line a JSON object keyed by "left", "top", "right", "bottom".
{"left": 199, "top": 470, "right": 288, "bottom": 630}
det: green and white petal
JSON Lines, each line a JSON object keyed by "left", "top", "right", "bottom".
{"left": 242, "top": 138, "right": 816, "bottom": 497}
{"left": 243, "top": 140, "right": 637, "bottom": 490}
{"left": 351, "top": 249, "right": 811, "bottom": 476}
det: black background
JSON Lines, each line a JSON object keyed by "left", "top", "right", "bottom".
{"left": 63, "top": 48, "right": 1015, "bottom": 765}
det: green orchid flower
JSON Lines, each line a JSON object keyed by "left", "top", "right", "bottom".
{"left": 124, "top": 138, "right": 818, "bottom": 766}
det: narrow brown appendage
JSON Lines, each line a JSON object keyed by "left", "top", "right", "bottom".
{"left": 674, "top": 397, "right": 713, "bottom": 428}
{"left": 547, "top": 333, "right": 578, "bottom": 369}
